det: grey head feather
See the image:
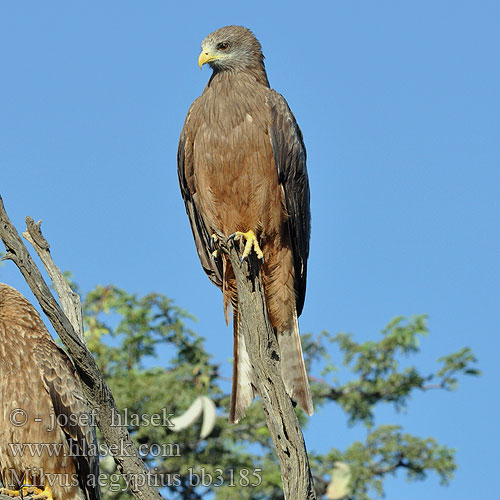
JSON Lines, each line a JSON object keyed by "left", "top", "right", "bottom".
{"left": 201, "top": 25, "right": 265, "bottom": 72}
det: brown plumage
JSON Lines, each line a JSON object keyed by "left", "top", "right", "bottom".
{"left": 178, "top": 25, "right": 313, "bottom": 423}
{"left": 0, "top": 283, "right": 101, "bottom": 500}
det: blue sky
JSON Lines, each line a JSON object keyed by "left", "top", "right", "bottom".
{"left": 1, "top": 1, "right": 498, "bottom": 499}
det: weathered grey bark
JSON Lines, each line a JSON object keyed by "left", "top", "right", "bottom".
{"left": 23, "top": 216, "right": 85, "bottom": 343}
{"left": 0, "top": 195, "right": 317, "bottom": 499}
{"left": 225, "top": 244, "right": 317, "bottom": 500}
{"left": 0, "top": 196, "right": 163, "bottom": 500}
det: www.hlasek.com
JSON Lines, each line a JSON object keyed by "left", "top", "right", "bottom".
{"left": 4, "top": 468, "right": 263, "bottom": 491}
{"left": 8, "top": 440, "right": 181, "bottom": 459}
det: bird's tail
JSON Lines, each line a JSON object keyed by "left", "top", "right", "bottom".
{"left": 277, "top": 310, "right": 314, "bottom": 416}
{"left": 229, "top": 307, "right": 314, "bottom": 423}
{"left": 229, "top": 307, "right": 256, "bottom": 423}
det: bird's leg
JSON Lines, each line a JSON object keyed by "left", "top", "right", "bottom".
{"left": 227, "top": 230, "right": 264, "bottom": 265}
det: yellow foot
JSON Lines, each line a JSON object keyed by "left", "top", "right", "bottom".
{"left": 227, "top": 230, "right": 264, "bottom": 263}
{"left": 0, "top": 484, "right": 53, "bottom": 499}
{"left": 0, "top": 488, "right": 21, "bottom": 498}
{"left": 31, "top": 484, "right": 53, "bottom": 500}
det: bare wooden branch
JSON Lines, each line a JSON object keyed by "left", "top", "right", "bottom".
{"left": 22, "top": 216, "right": 85, "bottom": 343}
{"left": 1, "top": 193, "right": 317, "bottom": 499}
{"left": 225, "top": 245, "right": 317, "bottom": 500}
{"left": 0, "top": 195, "right": 163, "bottom": 500}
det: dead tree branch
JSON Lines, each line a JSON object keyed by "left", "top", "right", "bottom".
{"left": 22, "top": 216, "right": 85, "bottom": 342}
{"left": 225, "top": 244, "right": 317, "bottom": 500}
{"left": 0, "top": 195, "right": 163, "bottom": 500}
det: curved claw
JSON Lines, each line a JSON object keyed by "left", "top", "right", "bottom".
{"left": 209, "top": 233, "right": 217, "bottom": 252}
{"left": 226, "top": 232, "right": 236, "bottom": 249}
{"left": 210, "top": 234, "right": 220, "bottom": 259}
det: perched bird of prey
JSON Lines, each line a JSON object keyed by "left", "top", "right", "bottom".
{"left": 178, "top": 25, "right": 313, "bottom": 423}
{"left": 0, "top": 283, "right": 101, "bottom": 500}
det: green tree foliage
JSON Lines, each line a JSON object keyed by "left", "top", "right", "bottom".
{"left": 78, "top": 284, "right": 479, "bottom": 500}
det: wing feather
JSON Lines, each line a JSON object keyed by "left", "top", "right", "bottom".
{"left": 267, "top": 91, "right": 311, "bottom": 315}
{"left": 178, "top": 100, "right": 223, "bottom": 289}
{"left": 33, "top": 339, "right": 101, "bottom": 500}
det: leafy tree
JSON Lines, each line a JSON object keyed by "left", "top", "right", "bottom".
{"left": 77, "top": 284, "right": 479, "bottom": 500}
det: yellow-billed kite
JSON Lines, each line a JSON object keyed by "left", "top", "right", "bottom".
{"left": 0, "top": 283, "right": 101, "bottom": 499}
{"left": 178, "top": 26, "right": 313, "bottom": 423}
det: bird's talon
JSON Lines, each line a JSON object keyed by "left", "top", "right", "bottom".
{"left": 226, "top": 234, "right": 237, "bottom": 250}
{"left": 29, "top": 484, "right": 52, "bottom": 500}
{"left": 0, "top": 485, "right": 46, "bottom": 499}
{"left": 0, "top": 488, "right": 18, "bottom": 498}
{"left": 226, "top": 230, "right": 264, "bottom": 262}
{"left": 209, "top": 233, "right": 218, "bottom": 253}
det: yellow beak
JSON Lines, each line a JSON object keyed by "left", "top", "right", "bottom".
{"left": 198, "top": 48, "right": 220, "bottom": 69}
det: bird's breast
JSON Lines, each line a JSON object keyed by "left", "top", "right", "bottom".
{"left": 192, "top": 88, "right": 283, "bottom": 237}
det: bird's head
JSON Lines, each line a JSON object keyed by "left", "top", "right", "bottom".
{"left": 198, "top": 25, "right": 265, "bottom": 73}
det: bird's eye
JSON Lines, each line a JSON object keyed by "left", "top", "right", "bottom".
{"left": 217, "top": 42, "right": 230, "bottom": 51}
